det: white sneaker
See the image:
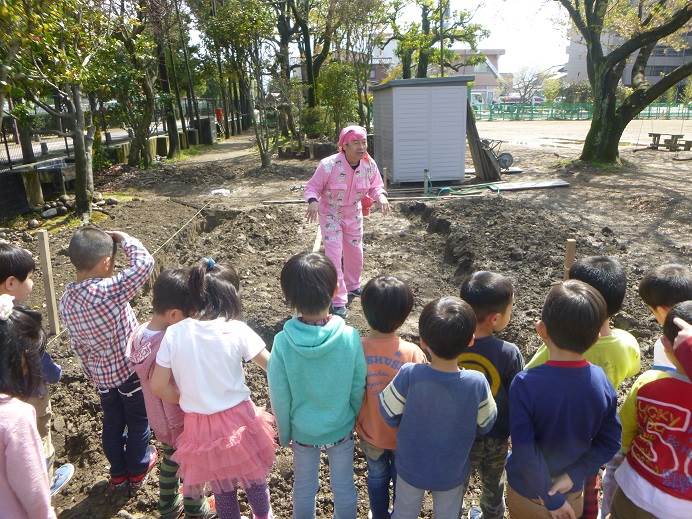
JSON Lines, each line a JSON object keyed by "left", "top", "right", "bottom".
{"left": 468, "top": 506, "right": 483, "bottom": 519}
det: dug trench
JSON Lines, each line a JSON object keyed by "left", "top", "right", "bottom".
{"left": 37, "top": 190, "right": 681, "bottom": 518}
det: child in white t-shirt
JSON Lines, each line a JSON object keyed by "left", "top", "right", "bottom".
{"left": 151, "top": 258, "right": 275, "bottom": 519}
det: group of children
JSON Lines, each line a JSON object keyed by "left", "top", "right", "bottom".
{"left": 0, "top": 226, "right": 691, "bottom": 519}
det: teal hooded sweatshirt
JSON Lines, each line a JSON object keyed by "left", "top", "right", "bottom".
{"left": 268, "top": 316, "right": 366, "bottom": 446}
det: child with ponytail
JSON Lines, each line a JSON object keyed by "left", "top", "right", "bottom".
{"left": 151, "top": 258, "right": 276, "bottom": 519}
{"left": 0, "top": 294, "right": 56, "bottom": 518}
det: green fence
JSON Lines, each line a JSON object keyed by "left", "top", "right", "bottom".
{"left": 474, "top": 102, "right": 692, "bottom": 121}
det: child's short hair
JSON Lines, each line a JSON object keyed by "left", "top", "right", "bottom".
{"left": 542, "top": 280, "right": 607, "bottom": 354}
{"left": 361, "top": 275, "right": 414, "bottom": 333}
{"left": 280, "top": 252, "right": 337, "bottom": 315}
{"left": 639, "top": 264, "right": 692, "bottom": 309}
{"left": 0, "top": 305, "right": 45, "bottom": 397}
{"left": 419, "top": 296, "right": 476, "bottom": 360}
{"left": 68, "top": 226, "right": 116, "bottom": 271}
{"left": 569, "top": 256, "right": 627, "bottom": 317}
{"left": 152, "top": 268, "right": 195, "bottom": 316}
{"left": 188, "top": 258, "right": 241, "bottom": 320}
{"left": 459, "top": 271, "right": 513, "bottom": 322}
{"left": 0, "top": 243, "right": 36, "bottom": 283}
{"left": 663, "top": 301, "right": 692, "bottom": 345}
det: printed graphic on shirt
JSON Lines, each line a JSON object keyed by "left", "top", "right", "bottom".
{"left": 366, "top": 351, "right": 404, "bottom": 391}
{"left": 458, "top": 352, "right": 501, "bottom": 396}
{"left": 632, "top": 396, "right": 691, "bottom": 481}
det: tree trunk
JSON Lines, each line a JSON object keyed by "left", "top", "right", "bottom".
{"left": 297, "top": 21, "right": 317, "bottom": 107}
{"left": 401, "top": 50, "right": 413, "bottom": 79}
{"left": 174, "top": 0, "right": 200, "bottom": 130}
{"left": 70, "top": 84, "right": 93, "bottom": 217}
{"left": 129, "top": 74, "right": 155, "bottom": 168}
{"left": 168, "top": 41, "right": 188, "bottom": 148}
{"left": 157, "top": 41, "right": 180, "bottom": 158}
{"left": 416, "top": 6, "right": 431, "bottom": 78}
{"left": 17, "top": 117, "right": 35, "bottom": 165}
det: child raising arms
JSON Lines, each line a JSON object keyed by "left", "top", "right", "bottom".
{"left": 152, "top": 259, "right": 275, "bottom": 519}
{"left": 0, "top": 295, "right": 56, "bottom": 518}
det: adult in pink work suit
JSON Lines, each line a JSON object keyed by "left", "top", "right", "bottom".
{"left": 304, "top": 125, "right": 390, "bottom": 318}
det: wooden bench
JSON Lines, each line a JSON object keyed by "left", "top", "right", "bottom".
{"left": 649, "top": 133, "right": 685, "bottom": 151}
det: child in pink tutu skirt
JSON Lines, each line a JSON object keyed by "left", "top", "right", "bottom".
{"left": 151, "top": 258, "right": 275, "bottom": 519}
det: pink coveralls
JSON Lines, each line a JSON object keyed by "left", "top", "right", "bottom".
{"left": 304, "top": 152, "right": 386, "bottom": 307}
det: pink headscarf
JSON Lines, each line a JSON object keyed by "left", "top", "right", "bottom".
{"left": 338, "top": 125, "right": 367, "bottom": 150}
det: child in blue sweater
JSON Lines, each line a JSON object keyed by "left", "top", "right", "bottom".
{"left": 380, "top": 296, "right": 497, "bottom": 519}
{"left": 506, "top": 280, "right": 621, "bottom": 519}
{"left": 268, "top": 252, "right": 366, "bottom": 519}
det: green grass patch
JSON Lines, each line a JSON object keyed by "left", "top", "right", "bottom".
{"left": 164, "top": 144, "right": 213, "bottom": 163}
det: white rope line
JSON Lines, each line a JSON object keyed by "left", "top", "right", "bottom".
{"left": 47, "top": 201, "right": 211, "bottom": 346}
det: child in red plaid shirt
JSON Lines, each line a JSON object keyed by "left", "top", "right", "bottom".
{"left": 59, "top": 227, "right": 156, "bottom": 490}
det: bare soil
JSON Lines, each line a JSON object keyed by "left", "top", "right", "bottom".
{"left": 5, "top": 133, "right": 690, "bottom": 518}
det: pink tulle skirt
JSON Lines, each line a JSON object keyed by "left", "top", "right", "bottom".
{"left": 173, "top": 399, "right": 276, "bottom": 497}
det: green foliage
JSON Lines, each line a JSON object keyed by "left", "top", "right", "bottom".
{"left": 683, "top": 81, "right": 692, "bottom": 105}
{"left": 317, "top": 62, "right": 358, "bottom": 139}
{"left": 659, "top": 84, "right": 678, "bottom": 103}
{"left": 91, "top": 130, "right": 111, "bottom": 173}
{"left": 300, "top": 106, "right": 331, "bottom": 139}
{"left": 560, "top": 82, "right": 594, "bottom": 103}
{"left": 543, "top": 78, "right": 562, "bottom": 103}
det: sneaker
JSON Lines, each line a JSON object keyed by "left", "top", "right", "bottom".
{"left": 332, "top": 306, "right": 348, "bottom": 318}
{"left": 348, "top": 287, "right": 362, "bottom": 298}
{"left": 160, "top": 496, "right": 184, "bottom": 519}
{"left": 50, "top": 463, "right": 75, "bottom": 496}
{"left": 468, "top": 506, "right": 483, "bottom": 519}
{"left": 128, "top": 445, "right": 158, "bottom": 489}
{"left": 107, "top": 474, "right": 129, "bottom": 492}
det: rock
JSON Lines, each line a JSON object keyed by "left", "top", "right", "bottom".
{"left": 65, "top": 200, "right": 75, "bottom": 209}
{"left": 56, "top": 206, "right": 68, "bottom": 216}
{"left": 22, "top": 232, "right": 36, "bottom": 242}
{"left": 601, "top": 226, "right": 614, "bottom": 236}
{"left": 27, "top": 219, "right": 41, "bottom": 229}
{"left": 509, "top": 247, "right": 525, "bottom": 261}
{"left": 53, "top": 415, "right": 65, "bottom": 433}
{"left": 92, "top": 191, "right": 103, "bottom": 201}
{"left": 50, "top": 201, "right": 58, "bottom": 208}
{"left": 0, "top": 232, "right": 6, "bottom": 240}
{"left": 105, "top": 197, "right": 118, "bottom": 205}
{"left": 43, "top": 203, "right": 51, "bottom": 211}
{"left": 41, "top": 208, "right": 58, "bottom": 218}
{"left": 95, "top": 200, "right": 106, "bottom": 207}
{"left": 59, "top": 194, "right": 70, "bottom": 203}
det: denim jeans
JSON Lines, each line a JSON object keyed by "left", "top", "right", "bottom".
{"left": 391, "top": 475, "right": 464, "bottom": 519}
{"left": 291, "top": 436, "right": 357, "bottom": 519}
{"left": 363, "top": 442, "right": 396, "bottom": 519}
{"left": 97, "top": 373, "right": 150, "bottom": 477}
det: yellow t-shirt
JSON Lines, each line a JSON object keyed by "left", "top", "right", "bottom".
{"left": 525, "top": 328, "right": 640, "bottom": 389}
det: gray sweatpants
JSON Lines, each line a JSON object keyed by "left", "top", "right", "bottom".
{"left": 392, "top": 475, "right": 464, "bottom": 519}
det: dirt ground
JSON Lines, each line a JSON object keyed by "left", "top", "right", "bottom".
{"left": 4, "top": 126, "right": 690, "bottom": 518}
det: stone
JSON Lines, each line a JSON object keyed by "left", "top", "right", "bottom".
{"left": 509, "top": 247, "right": 525, "bottom": 261}
{"left": 27, "top": 219, "right": 41, "bottom": 229}
{"left": 95, "top": 200, "right": 106, "bottom": 207}
{"left": 0, "top": 232, "right": 6, "bottom": 240}
{"left": 41, "top": 208, "right": 58, "bottom": 218}
{"left": 92, "top": 191, "right": 103, "bottom": 201}
{"left": 56, "top": 206, "right": 68, "bottom": 216}
{"left": 59, "top": 194, "right": 70, "bottom": 203}
{"left": 105, "top": 197, "right": 119, "bottom": 205}
{"left": 601, "top": 226, "right": 614, "bottom": 236}
{"left": 53, "top": 415, "right": 65, "bottom": 433}
{"left": 22, "top": 232, "right": 36, "bottom": 242}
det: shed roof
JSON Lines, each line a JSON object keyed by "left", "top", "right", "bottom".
{"left": 371, "top": 76, "right": 475, "bottom": 91}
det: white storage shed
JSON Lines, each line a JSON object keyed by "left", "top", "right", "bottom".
{"left": 372, "top": 76, "right": 473, "bottom": 184}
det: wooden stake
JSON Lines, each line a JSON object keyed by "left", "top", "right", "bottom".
{"left": 36, "top": 230, "right": 60, "bottom": 336}
{"left": 312, "top": 226, "right": 322, "bottom": 253}
{"left": 564, "top": 238, "right": 576, "bottom": 280}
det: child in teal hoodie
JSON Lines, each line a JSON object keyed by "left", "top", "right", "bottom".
{"left": 269, "top": 252, "right": 366, "bottom": 519}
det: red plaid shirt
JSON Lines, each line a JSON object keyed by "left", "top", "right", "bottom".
{"left": 59, "top": 235, "right": 154, "bottom": 389}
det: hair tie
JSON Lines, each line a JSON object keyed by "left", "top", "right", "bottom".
{"left": 203, "top": 257, "right": 216, "bottom": 271}
{"left": 0, "top": 294, "right": 15, "bottom": 321}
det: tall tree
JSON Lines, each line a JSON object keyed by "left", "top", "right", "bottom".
{"left": 556, "top": 0, "right": 692, "bottom": 163}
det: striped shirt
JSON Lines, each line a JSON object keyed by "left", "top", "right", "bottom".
{"left": 379, "top": 363, "right": 496, "bottom": 491}
{"left": 59, "top": 235, "right": 154, "bottom": 389}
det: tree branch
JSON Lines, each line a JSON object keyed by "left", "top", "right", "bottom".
{"left": 619, "top": 61, "right": 692, "bottom": 121}
{"left": 39, "top": 128, "right": 73, "bottom": 138}
{"left": 556, "top": 0, "right": 590, "bottom": 42}
{"left": 26, "top": 93, "right": 71, "bottom": 120}
{"left": 605, "top": 4, "right": 692, "bottom": 70}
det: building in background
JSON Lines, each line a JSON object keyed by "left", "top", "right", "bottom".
{"left": 565, "top": 30, "right": 692, "bottom": 90}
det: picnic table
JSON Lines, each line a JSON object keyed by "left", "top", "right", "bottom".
{"left": 648, "top": 133, "right": 689, "bottom": 151}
